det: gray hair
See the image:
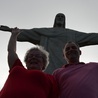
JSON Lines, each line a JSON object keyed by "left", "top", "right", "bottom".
{"left": 24, "top": 45, "right": 49, "bottom": 70}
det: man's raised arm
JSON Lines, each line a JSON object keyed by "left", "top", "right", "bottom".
{"left": 7, "top": 27, "right": 20, "bottom": 69}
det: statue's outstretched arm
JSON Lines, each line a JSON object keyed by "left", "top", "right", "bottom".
{"left": 0, "top": 25, "right": 12, "bottom": 32}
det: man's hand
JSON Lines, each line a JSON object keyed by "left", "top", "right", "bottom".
{"left": 11, "top": 27, "right": 20, "bottom": 36}
{"left": 0, "top": 25, "right": 12, "bottom": 32}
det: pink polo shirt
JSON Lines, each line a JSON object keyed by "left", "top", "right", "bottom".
{"left": 53, "top": 62, "right": 98, "bottom": 98}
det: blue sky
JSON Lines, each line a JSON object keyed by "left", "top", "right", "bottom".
{"left": 0, "top": 0, "right": 98, "bottom": 90}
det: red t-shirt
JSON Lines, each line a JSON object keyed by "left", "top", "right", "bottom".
{"left": 0, "top": 59, "right": 59, "bottom": 98}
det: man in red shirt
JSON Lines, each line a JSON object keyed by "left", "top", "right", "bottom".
{"left": 0, "top": 28, "right": 59, "bottom": 98}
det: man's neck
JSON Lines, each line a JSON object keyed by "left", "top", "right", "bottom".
{"left": 68, "top": 60, "right": 80, "bottom": 65}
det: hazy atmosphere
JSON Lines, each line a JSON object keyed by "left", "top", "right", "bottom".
{"left": 0, "top": 0, "right": 98, "bottom": 90}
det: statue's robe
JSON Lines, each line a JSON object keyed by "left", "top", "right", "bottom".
{"left": 17, "top": 27, "right": 98, "bottom": 73}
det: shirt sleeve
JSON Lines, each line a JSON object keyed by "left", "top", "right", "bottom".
{"left": 9, "top": 59, "right": 23, "bottom": 72}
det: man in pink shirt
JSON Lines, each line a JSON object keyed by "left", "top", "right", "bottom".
{"left": 53, "top": 41, "right": 98, "bottom": 98}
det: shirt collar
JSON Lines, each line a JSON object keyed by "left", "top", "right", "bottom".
{"left": 62, "top": 62, "right": 85, "bottom": 68}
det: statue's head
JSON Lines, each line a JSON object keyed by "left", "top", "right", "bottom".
{"left": 53, "top": 13, "right": 65, "bottom": 28}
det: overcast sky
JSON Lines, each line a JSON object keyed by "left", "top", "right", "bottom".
{"left": 0, "top": 0, "right": 98, "bottom": 90}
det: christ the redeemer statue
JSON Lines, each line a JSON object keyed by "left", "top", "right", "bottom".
{"left": 1, "top": 13, "right": 98, "bottom": 74}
